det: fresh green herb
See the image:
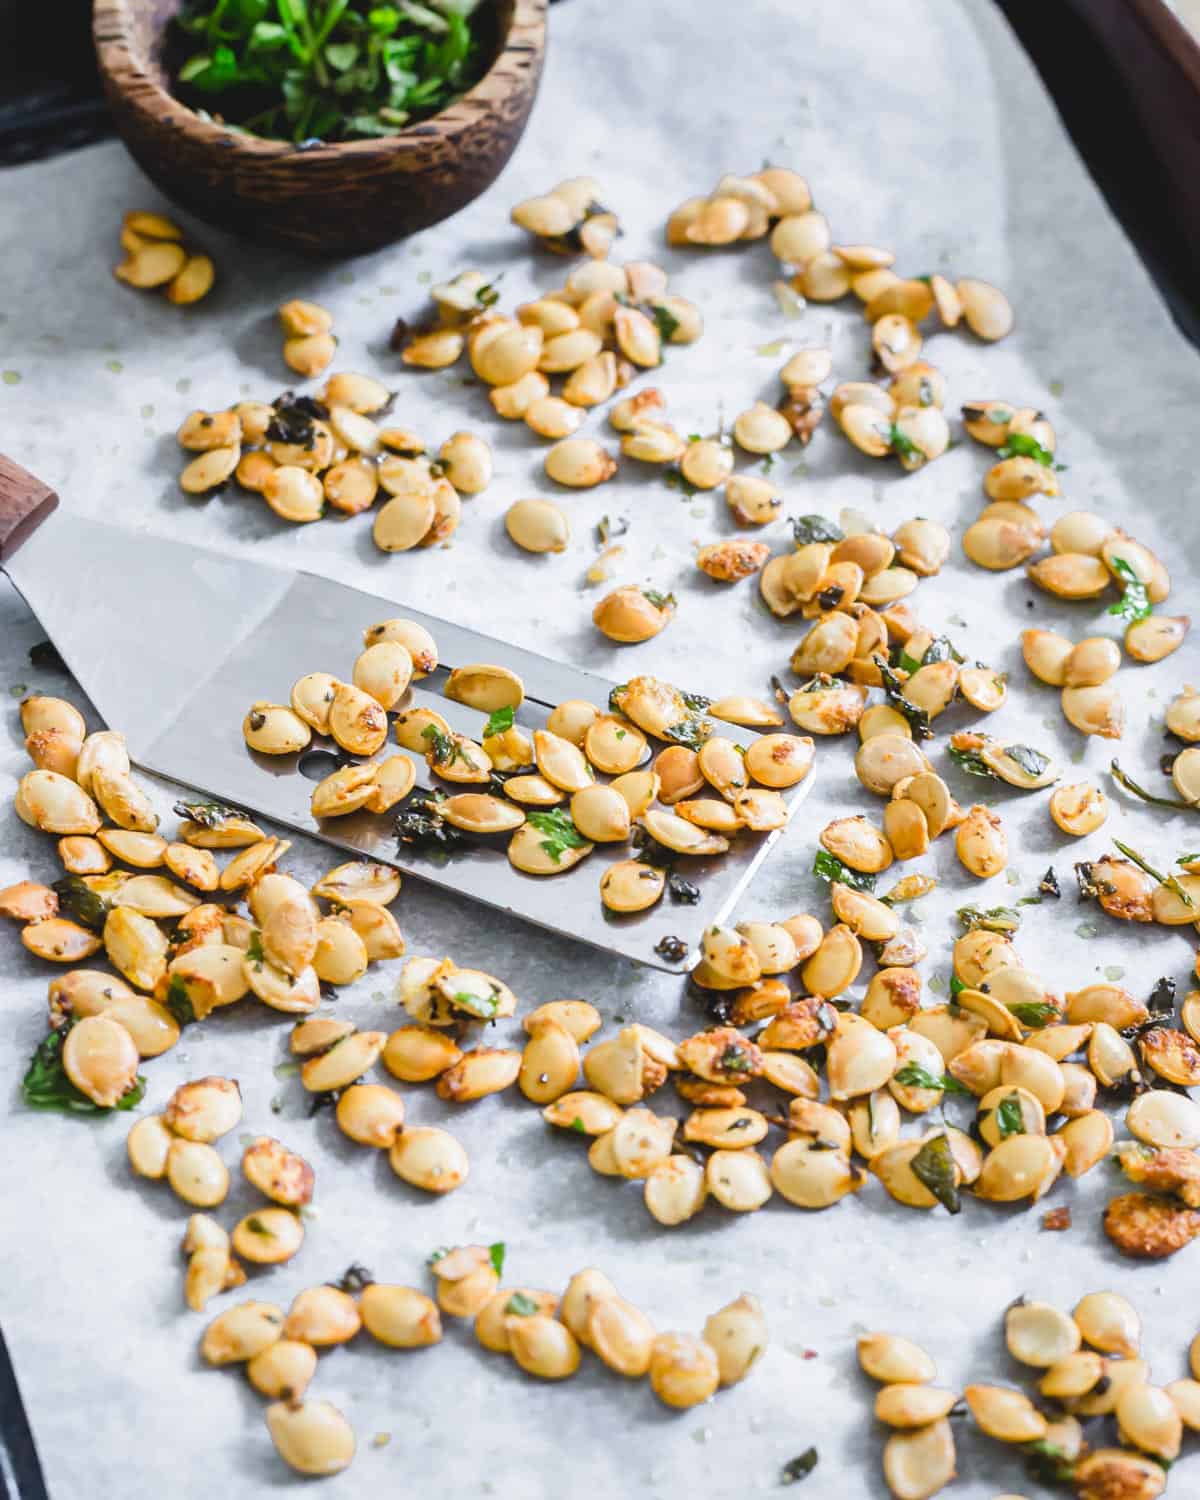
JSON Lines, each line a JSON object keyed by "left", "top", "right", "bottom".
{"left": 885, "top": 423, "right": 924, "bottom": 464}
{"left": 719, "top": 1044, "right": 753, "bottom": 1075}
{"left": 1007, "top": 744, "right": 1051, "bottom": 779}
{"left": 893, "top": 1063, "right": 971, "bottom": 1096}
{"left": 812, "top": 848, "right": 877, "bottom": 892}
{"left": 246, "top": 930, "right": 266, "bottom": 968}
{"left": 483, "top": 706, "right": 515, "bottom": 740}
{"left": 595, "top": 514, "right": 628, "bottom": 546}
{"left": 956, "top": 905, "right": 1021, "bottom": 935}
{"left": 1178, "top": 853, "right": 1200, "bottom": 866}
{"left": 173, "top": 798, "right": 245, "bottom": 829}
{"left": 569, "top": 1116, "right": 586, "bottom": 1133}
{"left": 1111, "top": 759, "right": 1191, "bottom": 811}
{"left": 1106, "top": 556, "right": 1153, "bottom": 623}
{"left": 1016, "top": 895, "right": 1042, "bottom": 908}
{"left": 994, "top": 1092, "right": 1026, "bottom": 1138}
{"left": 164, "top": 973, "right": 196, "bottom": 1028}
{"left": 680, "top": 690, "right": 712, "bottom": 712}
{"left": 896, "top": 650, "right": 923, "bottom": 676}
{"left": 790, "top": 514, "right": 843, "bottom": 546}
{"left": 172, "top": 0, "right": 489, "bottom": 145}
{"left": 1023, "top": 1438, "right": 1076, "bottom": 1485}
{"left": 21, "top": 1029, "right": 145, "bottom": 1115}
{"left": 997, "top": 432, "right": 1055, "bottom": 467}
{"left": 643, "top": 588, "right": 676, "bottom": 611}
{"left": 488, "top": 1241, "right": 506, "bottom": 1276}
{"left": 427, "top": 1246, "right": 450, "bottom": 1265}
{"left": 1113, "top": 839, "right": 1194, "bottom": 907}
{"left": 1006, "top": 1002, "right": 1060, "bottom": 1029}
{"left": 875, "top": 657, "right": 933, "bottom": 740}
{"left": 909, "top": 1132, "right": 961, "bottom": 1214}
{"left": 949, "top": 974, "right": 966, "bottom": 998}
{"left": 649, "top": 302, "right": 680, "bottom": 344}
{"left": 780, "top": 1448, "right": 819, "bottom": 1484}
{"left": 919, "top": 635, "right": 965, "bottom": 666}
{"left": 50, "top": 876, "right": 108, "bottom": 932}
{"left": 527, "top": 807, "right": 588, "bottom": 864}
{"left": 505, "top": 1291, "right": 539, "bottom": 1317}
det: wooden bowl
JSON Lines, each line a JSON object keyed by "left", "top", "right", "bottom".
{"left": 93, "top": 0, "right": 547, "bottom": 255}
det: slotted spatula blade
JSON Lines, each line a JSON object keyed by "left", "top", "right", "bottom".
{"left": 0, "top": 456, "right": 814, "bottom": 969}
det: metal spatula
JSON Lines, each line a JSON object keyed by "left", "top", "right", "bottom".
{"left": 0, "top": 455, "right": 813, "bottom": 970}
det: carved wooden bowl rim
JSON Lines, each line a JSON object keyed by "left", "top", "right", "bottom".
{"left": 93, "top": 0, "right": 548, "bottom": 159}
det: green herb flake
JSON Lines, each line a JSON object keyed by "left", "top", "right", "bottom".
{"left": 790, "top": 514, "right": 844, "bottom": 546}
{"left": 909, "top": 1132, "right": 961, "bottom": 1214}
{"left": 812, "top": 848, "right": 877, "bottom": 892}
{"left": 893, "top": 1063, "right": 971, "bottom": 1097}
{"left": 996, "top": 431, "right": 1055, "bottom": 468}
{"left": 1106, "top": 556, "right": 1153, "bottom": 623}
{"left": 1110, "top": 759, "right": 1189, "bottom": 810}
{"left": 569, "top": 1116, "right": 586, "bottom": 1133}
{"left": 875, "top": 657, "right": 933, "bottom": 740}
{"left": 505, "top": 1291, "right": 539, "bottom": 1317}
{"left": 885, "top": 422, "right": 924, "bottom": 464}
{"left": 483, "top": 706, "right": 515, "bottom": 740}
{"left": 650, "top": 303, "right": 680, "bottom": 344}
{"left": 1024, "top": 1438, "right": 1076, "bottom": 1485}
{"left": 994, "top": 1092, "right": 1026, "bottom": 1139}
{"left": 956, "top": 905, "right": 1021, "bottom": 935}
{"left": 164, "top": 973, "right": 197, "bottom": 1028}
{"left": 527, "top": 807, "right": 588, "bottom": 864}
{"left": 488, "top": 1241, "right": 506, "bottom": 1276}
{"left": 1006, "top": 1001, "right": 1060, "bottom": 1029}
{"left": 246, "top": 930, "right": 266, "bottom": 968}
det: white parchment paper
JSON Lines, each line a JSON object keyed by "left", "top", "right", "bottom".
{"left": 3, "top": 0, "right": 1200, "bottom": 1494}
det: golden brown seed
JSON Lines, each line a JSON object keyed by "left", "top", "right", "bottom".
{"left": 389, "top": 1126, "right": 468, "bottom": 1193}
{"left": 882, "top": 1419, "right": 957, "bottom": 1500}
{"left": 360, "top": 1285, "right": 442, "bottom": 1349}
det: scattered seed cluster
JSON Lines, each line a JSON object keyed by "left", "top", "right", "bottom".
{"left": 201, "top": 1256, "right": 763, "bottom": 1477}
{"left": 241, "top": 615, "right": 813, "bottom": 902}
{"left": 114, "top": 209, "right": 215, "bottom": 305}
{"left": 174, "top": 368, "right": 494, "bottom": 547}
{"left": 862, "top": 1289, "right": 1200, "bottom": 1498}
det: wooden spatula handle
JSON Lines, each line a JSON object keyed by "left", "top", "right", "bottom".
{"left": 0, "top": 455, "right": 59, "bottom": 564}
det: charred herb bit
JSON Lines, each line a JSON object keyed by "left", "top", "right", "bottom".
{"left": 1039, "top": 867, "right": 1061, "bottom": 899}
{"left": 1106, "top": 555, "right": 1153, "bottom": 624}
{"left": 265, "top": 392, "right": 328, "bottom": 447}
{"left": 488, "top": 1241, "right": 506, "bottom": 1276}
{"left": 1023, "top": 1438, "right": 1077, "bottom": 1485}
{"left": 655, "top": 935, "right": 689, "bottom": 964}
{"left": 1042, "top": 1206, "right": 1072, "bottom": 1232}
{"left": 51, "top": 876, "right": 109, "bottom": 932}
{"left": 395, "top": 797, "right": 468, "bottom": 853}
{"left": 719, "top": 1044, "right": 754, "bottom": 1076}
{"left": 174, "top": 797, "right": 247, "bottom": 829}
{"left": 996, "top": 432, "right": 1056, "bottom": 468}
{"left": 668, "top": 873, "right": 701, "bottom": 905}
{"left": 22, "top": 1029, "right": 146, "bottom": 1116}
{"left": 956, "top": 904, "right": 1021, "bottom": 935}
{"left": 1113, "top": 839, "right": 1194, "bottom": 908}
{"left": 244, "top": 1216, "right": 275, "bottom": 1237}
{"left": 482, "top": 706, "right": 515, "bottom": 740}
{"left": 595, "top": 514, "right": 629, "bottom": 546}
{"left": 632, "top": 826, "right": 675, "bottom": 869}
{"left": 816, "top": 584, "right": 844, "bottom": 612}
{"left": 1111, "top": 759, "right": 1191, "bottom": 811}
{"left": 28, "top": 639, "right": 66, "bottom": 671}
{"left": 1006, "top": 1002, "right": 1060, "bottom": 1030}
{"left": 680, "top": 690, "right": 712, "bottom": 713}
{"left": 893, "top": 1063, "right": 971, "bottom": 1097}
{"left": 909, "top": 1132, "right": 961, "bottom": 1214}
{"left": 790, "top": 514, "right": 844, "bottom": 546}
{"left": 995, "top": 1092, "right": 1026, "bottom": 1139}
{"left": 874, "top": 657, "right": 933, "bottom": 740}
{"left": 812, "top": 848, "right": 877, "bottom": 892}
{"left": 330, "top": 1263, "right": 375, "bottom": 1293}
{"left": 1148, "top": 977, "right": 1177, "bottom": 1016}
{"left": 780, "top": 1448, "right": 819, "bottom": 1485}
{"left": 421, "top": 722, "right": 467, "bottom": 768}
{"left": 164, "top": 972, "right": 197, "bottom": 1028}
{"left": 307, "top": 1088, "right": 342, "bottom": 1117}
{"left": 505, "top": 1291, "right": 539, "bottom": 1317}
{"left": 527, "top": 807, "right": 589, "bottom": 864}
